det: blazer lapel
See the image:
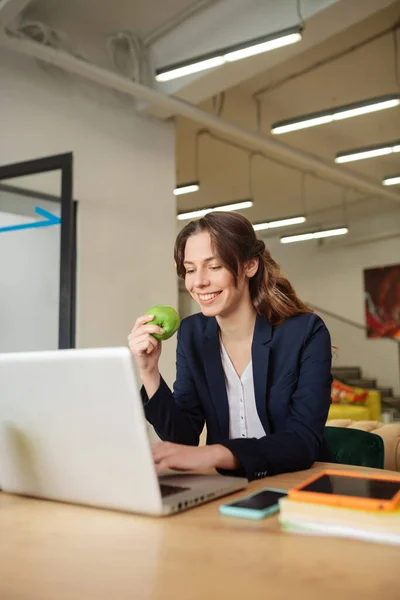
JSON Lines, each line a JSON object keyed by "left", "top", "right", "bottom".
{"left": 252, "top": 314, "right": 272, "bottom": 434}
{"left": 203, "top": 317, "right": 229, "bottom": 439}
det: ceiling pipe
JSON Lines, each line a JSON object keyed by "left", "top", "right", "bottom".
{"left": 1, "top": 33, "right": 400, "bottom": 205}
{"left": 0, "top": 0, "right": 32, "bottom": 29}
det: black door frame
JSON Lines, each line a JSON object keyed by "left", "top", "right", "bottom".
{"left": 0, "top": 152, "right": 76, "bottom": 349}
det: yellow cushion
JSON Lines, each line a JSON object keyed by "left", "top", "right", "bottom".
{"left": 365, "top": 390, "right": 381, "bottom": 422}
{"left": 328, "top": 404, "right": 371, "bottom": 421}
{"left": 328, "top": 390, "right": 382, "bottom": 422}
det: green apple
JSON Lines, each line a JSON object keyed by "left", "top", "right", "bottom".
{"left": 145, "top": 305, "right": 180, "bottom": 341}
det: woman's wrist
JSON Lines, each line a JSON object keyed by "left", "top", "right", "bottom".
{"left": 140, "top": 368, "right": 161, "bottom": 399}
{"left": 212, "top": 444, "right": 240, "bottom": 470}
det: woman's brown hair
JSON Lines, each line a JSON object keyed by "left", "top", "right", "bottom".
{"left": 174, "top": 211, "right": 312, "bottom": 326}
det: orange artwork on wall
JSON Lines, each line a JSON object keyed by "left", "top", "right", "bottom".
{"left": 364, "top": 264, "right": 400, "bottom": 339}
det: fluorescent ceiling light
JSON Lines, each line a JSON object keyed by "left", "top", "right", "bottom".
{"left": 156, "top": 26, "right": 302, "bottom": 82}
{"left": 157, "top": 57, "right": 225, "bottom": 82}
{"left": 173, "top": 182, "right": 200, "bottom": 196}
{"left": 383, "top": 174, "right": 400, "bottom": 186}
{"left": 271, "top": 94, "right": 400, "bottom": 135}
{"left": 335, "top": 140, "right": 400, "bottom": 164}
{"left": 177, "top": 200, "right": 253, "bottom": 221}
{"left": 224, "top": 31, "right": 302, "bottom": 62}
{"left": 253, "top": 215, "right": 306, "bottom": 231}
{"left": 281, "top": 227, "right": 348, "bottom": 244}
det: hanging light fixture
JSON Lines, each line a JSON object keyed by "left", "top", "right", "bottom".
{"left": 253, "top": 171, "right": 308, "bottom": 231}
{"left": 382, "top": 174, "right": 400, "bottom": 186}
{"left": 253, "top": 215, "right": 306, "bottom": 231}
{"left": 177, "top": 200, "right": 253, "bottom": 221}
{"left": 271, "top": 94, "right": 400, "bottom": 135}
{"left": 280, "top": 227, "right": 348, "bottom": 244}
{"left": 156, "top": 25, "right": 303, "bottom": 82}
{"left": 173, "top": 182, "right": 200, "bottom": 195}
{"left": 335, "top": 140, "right": 400, "bottom": 164}
{"left": 177, "top": 142, "right": 256, "bottom": 220}
{"left": 173, "top": 130, "right": 204, "bottom": 195}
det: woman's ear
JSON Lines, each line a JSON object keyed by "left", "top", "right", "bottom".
{"left": 244, "top": 257, "right": 259, "bottom": 279}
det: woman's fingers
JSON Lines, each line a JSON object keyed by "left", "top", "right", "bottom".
{"left": 152, "top": 442, "right": 183, "bottom": 473}
{"left": 130, "top": 325, "right": 164, "bottom": 339}
{"left": 155, "top": 459, "right": 173, "bottom": 475}
{"left": 151, "top": 443, "right": 227, "bottom": 473}
{"left": 129, "top": 326, "right": 164, "bottom": 346}
{"left": 152, "top": 443, "right": 194, "bottom": 474}
{"left": 133, "top": 315, "right": 163, "bottom": 334}
{"left": 131, "top": 335, "right": 158, "bottom": 355}
{"left": 128, "top": 315, "right": 164, "bottom": 358}
{"left": 152, "top": 441, "right": 175, "bottom": 463}
{"left": 134, "top": 314, "right": 154, "bottom": 330}
{"left": 135, "top": 340, "right": 154, "bottom": 355}
{"left": 128, "top": 315, "right": 163, "bottom": 372}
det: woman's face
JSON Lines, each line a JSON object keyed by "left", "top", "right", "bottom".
{"left": 183, "top": 231, "right": 257, "bottom": 319}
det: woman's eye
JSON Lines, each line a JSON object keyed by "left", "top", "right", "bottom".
{"left": 185, "top": 269, "right": 195, "bottom": 274}
{"left": 210, "top": 265, "right": 221, "bottom": 270}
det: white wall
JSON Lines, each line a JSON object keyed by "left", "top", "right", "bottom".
{"left": 0, "top": 50, "right": 178, "bottom": 386}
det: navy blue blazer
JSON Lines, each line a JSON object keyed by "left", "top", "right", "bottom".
{"left": 142, "top": 311, "right": 333, "bottom": 481}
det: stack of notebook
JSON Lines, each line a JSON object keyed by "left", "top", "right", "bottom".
{"left": 279, "top": 493, "right": 400, "bottom": 545}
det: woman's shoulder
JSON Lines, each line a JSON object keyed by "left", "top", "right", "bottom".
{"left": 178, "top": 312, "right": 210, "bottom": 337}
{"left": 275, "top": 312, "right": 329, "bottom": 337}
{"left": 272, "top": 312, "right": 331, "bottom": 357}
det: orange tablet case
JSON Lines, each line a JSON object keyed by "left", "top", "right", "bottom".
{"left": 288, "top": 469, "right": 400, "bottom": 511}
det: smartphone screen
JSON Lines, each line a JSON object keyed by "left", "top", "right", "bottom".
{"left": 300, "top": 474, "right": 400, "bottom": 501}
{"left": 228, "top": 489, "right": 288, "bottom": 510}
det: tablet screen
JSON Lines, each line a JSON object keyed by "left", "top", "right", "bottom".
{"left": 300, "top": 474, "right": 400, "bottom": 500}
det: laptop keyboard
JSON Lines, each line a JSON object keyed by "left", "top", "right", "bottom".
{"left": 160, "top": 483, "right": 191, "bottom": 498}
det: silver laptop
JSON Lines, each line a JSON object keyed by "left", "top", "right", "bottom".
{"left": 0, "top": 346, "right": 247, "bottom": 515}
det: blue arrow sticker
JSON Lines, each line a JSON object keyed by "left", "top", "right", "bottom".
{"left": 0, "top": 206, "right": 61, "bottom": 234}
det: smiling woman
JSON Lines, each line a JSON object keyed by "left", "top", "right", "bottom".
{"left": 128, "top": 211, "right": 333, "bottom": 481}
{"left": 175, "top": 211, "right": 313, "bottom": 324}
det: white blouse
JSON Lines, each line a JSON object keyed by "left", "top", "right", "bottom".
{"left": 220, "top": 341, "right": 266, "bottom": 440}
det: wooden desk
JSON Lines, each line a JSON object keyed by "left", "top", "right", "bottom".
{"left": 1, "top": 463, "right": 399, "bottom": 600}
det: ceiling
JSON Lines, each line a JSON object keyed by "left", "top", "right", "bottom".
{"left": 174, "top": 0, "right": 400, "bottom": 233}
{"left": 1, "top": 0, "right": 399, "bottom": 237}
{"left": 20, "top": 0, "right": 216, "bottom": 68}
{"left": 24, "top": 0, "right": 205, "bottom": 38}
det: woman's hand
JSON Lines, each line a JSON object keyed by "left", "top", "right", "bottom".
{"left": 152, "top": 442, "right": 239, "bottom": 474}
{"left": 128, "top": 314, "right": 163, "bottom": 376}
